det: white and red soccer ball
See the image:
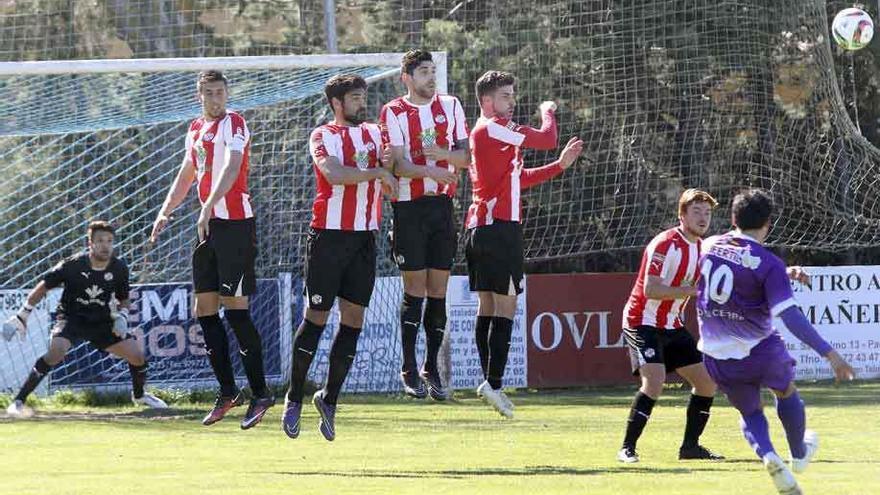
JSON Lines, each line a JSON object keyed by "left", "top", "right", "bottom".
{"left": 832, "top": 8, "right": 874, "bottom": 51}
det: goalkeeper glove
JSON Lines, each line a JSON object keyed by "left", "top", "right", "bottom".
{"left": 111, "top": 307, "right": 130, "bottom": 338}
{"left": 2, "top": 304, "right": 32, "bottom": 341}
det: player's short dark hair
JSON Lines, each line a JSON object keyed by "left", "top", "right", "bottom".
{"left": 324, "top": 74, "right": 367, "bottom": 107}
{"left": 731, "top": 189, "right": 774, "bottom": 230}
{"left": 401, "top": 49, "right": 433, "bottom": 76}
{"left": 197, "top": 70, "right": 229, "bottom": 91}
{"left": 87, "top": 220, "right": 115, "bottom": 240}
{"left": 475, "top": 70, "right": 516, "bottom": 100}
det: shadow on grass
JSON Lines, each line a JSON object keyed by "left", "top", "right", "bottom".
{"left": 0, "top": 407, "right": 203, "bottom": 423}
{"left": 268, "top": 464, "right": 733, "bottom": 479}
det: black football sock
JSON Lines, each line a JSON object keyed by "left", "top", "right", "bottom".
{"left": 399, "top": 293, "right": 424, "bottom": 372}
{"left": 198, "top": 314, "right": 237, "bottom": 397}
{"left": 423, "top": 297, "right": 446, "bottom": 374}
{"left": 682, "top": 394, "right": 714, "bottom": 449}
{"left": 287, "top": 319, "right": 325, "bottom": 403}
{"left": 623, "top": 392, "right": 657, "bottom": 449}
{"left": 225, "top": 309, "right": 268, "bottom": 397}
{"left": 130, "top": 362, "right": 148, "bottom": 399}
{"left": 15, "top": 357, "right": 52, "bottom": 402}
{"left": 323, "top": 325, "right": 362, "bottom": 405}
{"left": 486, "top": 316, "right": 513, "bottom": 390}
{"left": 474, "top": 315, "right": 492, "bottom": 380}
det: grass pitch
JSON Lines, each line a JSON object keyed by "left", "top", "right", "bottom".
{"left": 1, "top": 382, "right": 877, "bottom": 495}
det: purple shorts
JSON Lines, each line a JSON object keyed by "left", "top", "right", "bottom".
{"left": 703, "top": 333, "right": 796, "bottom": 414}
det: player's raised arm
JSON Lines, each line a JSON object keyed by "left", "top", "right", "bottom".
{"left": 519, "top": 101, "right": 558, "bottom": 150}
{"left": 519, "top": 136, "right": 584, "bottom": 190}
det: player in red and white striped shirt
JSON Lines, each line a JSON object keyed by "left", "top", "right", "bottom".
{"left": 379, "top": 50, "right": 470, "bottom": 401}
{"left": 150, "top": 70, "right": 273, "bottom": 429}
{"left": 617, "top": 189, "right": 723, "bottom": 464}
{"left": 465, "top": 70, "right": 585, "bottom": 418}
{"left": 281, "top": 74, "right": 396, "bottom": 442}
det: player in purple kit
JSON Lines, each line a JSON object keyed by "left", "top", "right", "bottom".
{"left": 697, "top": 189, "right": 855, "bottom": 495}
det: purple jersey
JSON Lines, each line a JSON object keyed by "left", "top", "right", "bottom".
{"left": 696, "top": 231, "right": 798, "bottom": 359}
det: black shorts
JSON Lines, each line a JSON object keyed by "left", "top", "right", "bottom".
{"left": 464, "top": 221, "right": 524, "bottom": 296}
{"left": 623, "top": 325, "right": 703, "bottom": 375}
{"left": 305, "top": 228, "right": 376, "bottom": 311}
{"left": 51, "top": 316, "right": 126, "bottom": 350}
{"left": 193, "top": 217, "right": 257, "bottom": 296}
{"left": 391, "top": 195, "right": 456, "bottom": 271}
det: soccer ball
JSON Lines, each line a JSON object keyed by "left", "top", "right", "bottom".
{"left": 832, "top": 8, "right": 874, "bottom": 51}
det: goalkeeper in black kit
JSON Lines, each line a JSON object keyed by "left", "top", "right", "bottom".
{"left": 4, "top": 221, "right": 168, "bottom": 416}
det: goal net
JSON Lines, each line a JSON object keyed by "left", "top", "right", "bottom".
{"left": 0, "top": 53, "right": 463, "bottom": 396}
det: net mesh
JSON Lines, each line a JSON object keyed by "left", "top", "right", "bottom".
{"left": 1, "top": 0, "right": 880, "bottom": 395}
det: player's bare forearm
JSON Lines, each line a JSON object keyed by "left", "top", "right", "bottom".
{"left": 446, "top": 139, "right": 471, "bottom": 169}
{"left": 389, "top": 147, "right": 431, "bottom": 178}
{"left": 644, "top": 276, "right": 696, "bottom": 300}
{"left": 25, "top": 281, "right": 48, "bottom": 308}
{"left": 393, "top": 158, "right": 434, "bottom": 178}
{"left": 318, "top": 156, "right": 384, "bottom": 185}
{"left": 203, "top": 151, "right": 243, "bottom": 210}
{"left": 160, "top": 159, "right": 196, "bottom": 215}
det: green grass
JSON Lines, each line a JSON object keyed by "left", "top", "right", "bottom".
{"left": 2, "top": 382, "right": 878, "bottom": 495}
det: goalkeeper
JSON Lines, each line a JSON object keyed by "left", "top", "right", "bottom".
{"left": 3, "top": 221, "right": 167, "bottom": 416}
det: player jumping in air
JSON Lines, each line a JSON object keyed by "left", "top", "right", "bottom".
{"left": 150, "top": 70, "right": 274, "bottom": 429}
{"left": 465, "top": 70, "right": 584, "bottom": 418}
{"left": 281, "top": 74, "right": 397, "bottom": 441}
{"left": 380, "top": 49, "right": 470, "bottom": 401}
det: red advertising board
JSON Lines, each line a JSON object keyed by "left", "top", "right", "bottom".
{"left": 525, "top": 273, "right": 696, "bottom": 387}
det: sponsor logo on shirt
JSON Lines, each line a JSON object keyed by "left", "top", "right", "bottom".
{"left": 104, "top": 272, "right": 113, "bottom": 281}
{"left": 419, "top": 128, "right": 438, "bottom": 148}
{"left": 650, "top": 252, "right": 666, "bottom": 272}
{"left": 354, "top": 151, "right": 370, "bottom": 169}
{"left": 195, "top": 145, "right": 208, "bottom": 173}
{"left": 76, "top": 285, "right": 106, "bottom": 307}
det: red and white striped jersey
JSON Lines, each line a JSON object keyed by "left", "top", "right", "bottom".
{"left": 185, "top": 111, "right": 253, "bottom": 220}
{"left": 624, "top": 227, "right": 701, "bottom": 330}
{"left": 465, "top": 110, "right": 559, "bottom": 228}
{"left": 308, "top": 123, "right": 383, "bottom": 231}
{"left": 379, "top": 94, "right": 469, "bottom": 201}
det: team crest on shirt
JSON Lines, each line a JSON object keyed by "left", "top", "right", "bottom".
{"left": 435, "top": 114, "right": 446, "bottom": 124}
{"left": 104, "top": 272, "right": 113, "bottom": 281}
{"left": 203, "top": 133, "right": 214, "bottom": 142}
{"left": 419, "top": 128, "right": 438, "bottom": 148}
